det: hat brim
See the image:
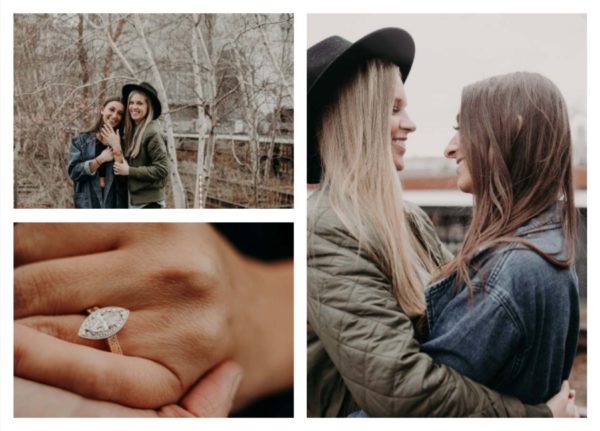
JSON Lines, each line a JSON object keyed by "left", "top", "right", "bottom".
{"left": 122, "top": 84, "right": 162, "bottom": 119}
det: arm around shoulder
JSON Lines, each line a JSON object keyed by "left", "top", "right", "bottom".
{"left": 128, "top": 129, "right": 169, "bottom": 181}
{"left": 308, "top": 214, "right": 550, "bottom": 417}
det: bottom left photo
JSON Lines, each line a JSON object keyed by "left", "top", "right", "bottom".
{"left": 13, "top": 223, "right": 293, "bottom": 417}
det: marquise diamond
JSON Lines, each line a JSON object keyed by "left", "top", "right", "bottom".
{"left": 79, "top": 306, "right": 129, "bottom": 340}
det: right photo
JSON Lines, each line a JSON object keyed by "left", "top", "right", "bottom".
{"left": 307, "top": 14, "right": 586, "bottom": 417}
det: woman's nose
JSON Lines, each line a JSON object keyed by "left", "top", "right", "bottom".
{"left": 401, "top": 113, "right": 416, "bottom": 133}
{"left": 444, "top": 134, "right": 459, "bottom": 158}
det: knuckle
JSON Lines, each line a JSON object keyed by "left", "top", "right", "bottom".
{"left": 14, "top": 226, "right": 36, "bottom": 266}
{"left": 14, "top": 266, "right": 63, "bottom": 316}
{"left": 151, "top": 253, "right": 222, "bottom": 299}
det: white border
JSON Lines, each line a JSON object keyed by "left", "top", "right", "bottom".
{"left": 1, "top": 1, "right": 597, "bottom": 431}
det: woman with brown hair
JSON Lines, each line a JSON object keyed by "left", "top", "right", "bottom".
{"left": 67, "top": 96, "right": 127, "bottom": 208}
{"left": 422, "top": 71, "right": 580, "bottom": 405}
{"left": 307, "top": 29, "right": 577, "bottom": 417}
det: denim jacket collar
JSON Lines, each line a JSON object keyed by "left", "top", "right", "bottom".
{"left": 425, "top": 202, "right": 565, "bottom": 328}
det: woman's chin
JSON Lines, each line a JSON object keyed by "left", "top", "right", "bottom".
{"left": 457, "top": 178, "right": 473, "bottom": 194}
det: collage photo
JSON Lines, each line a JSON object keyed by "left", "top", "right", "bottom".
{"left": 0, "top": 0, "right": 594, "bottom": 430}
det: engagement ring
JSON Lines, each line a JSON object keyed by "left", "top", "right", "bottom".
{"left": 78, "top": 306, "right": 129, "bottom": 355}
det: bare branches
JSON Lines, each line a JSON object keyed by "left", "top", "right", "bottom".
{"left": 14, "top": 13, "right": 294, "bottom": 208}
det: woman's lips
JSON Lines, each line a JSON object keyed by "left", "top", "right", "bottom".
{"left": 392, "top": 138, "right": 406, "bottom": 153}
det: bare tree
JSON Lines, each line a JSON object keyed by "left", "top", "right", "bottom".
{"left": 14, "top": 14, "right": 293, "bottom": 209}
{"left": 132, "top": 15, "right": 187, "bottom": 208}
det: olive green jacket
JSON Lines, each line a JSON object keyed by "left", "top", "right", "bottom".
{"left": 307, "top": 189, "right": 551, "bottom": 417}
{"left": 127, "top": 120, "right": 169, "bottom": 205}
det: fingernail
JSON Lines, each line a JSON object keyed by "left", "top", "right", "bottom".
{"left": 228, "top": 371, "right": 243, "bottom": 406}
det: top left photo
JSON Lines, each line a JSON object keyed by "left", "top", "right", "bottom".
{"left": 13, "top": 13, "right": 294, "bottom": 209}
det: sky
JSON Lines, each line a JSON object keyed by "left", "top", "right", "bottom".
{"left": 308, "top": 14, "right": 587, "bottom": 160}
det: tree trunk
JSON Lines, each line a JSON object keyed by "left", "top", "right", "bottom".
{"left": 77, "top": 14, "right": 90, "bottom": 124}
{"left": 99, "top": 16, "right": 127, "bottom": 104}
{"left": 133, "top": 15, "right": 187, "bottom": 208}
{"left": 191, "top": 15, "right": 211, "bottom": 208}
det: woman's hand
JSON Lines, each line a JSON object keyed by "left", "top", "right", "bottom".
{"left": 100, "top": 124, "right": 123, "bottom": 153}
{"left": 98, "top": 147, "right": 114, "bottom": 164}
{"left": 15, "top": 360, "right": 243, "bottom": 417}
{"left": 113, "top": 158, "right": 129, "bottom": 176}
{"left": 14, "top": 224, "right": 293, "bottom": 409}
{"left": 546, "top": 380, "right": 579, "bottom": 417}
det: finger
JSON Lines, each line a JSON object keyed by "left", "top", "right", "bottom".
{"left": 15, "top": 310, "right": 174, "bottom": 361}
{"left": 15, "top": 250, "right": 139, "bottom": 318}
{"left": 15, "top": 377, "right": 158, "bottom": 418}
{"left": 157, "top": 404, "right": 195, "bottom": 418}
{"left": 180, "top": 361, "right": 243, "bottom": 417}
{"left": 14, "top": 324, "right": 181, "bottom": 409}
{"left": 16, "top": 315, "right": 106, "bottom": 350}
{"left": 14, "top": 224, "right": 127, "bottom": 267}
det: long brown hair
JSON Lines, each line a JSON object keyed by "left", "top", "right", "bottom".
{"left": 317, "top": 59, "right": 436, "bottom": 317}
{"left": 438, "top": 71, "right": 577, "bottom": 292}
{"left": 83, "top": 96, "right": 123, "bottom": 133}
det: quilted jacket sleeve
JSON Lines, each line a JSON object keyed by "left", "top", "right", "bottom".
{"left": 307, "top": 200, "right": 550, "bottom": 417}
{"left": 128, "top": 130, "right": 169, "bottom": 184}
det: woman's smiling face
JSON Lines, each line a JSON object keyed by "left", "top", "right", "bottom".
{"left": 444, "top": 114, "right": 474, "bottom": 193}
{"left": 389, "top": 73, "right": 416, "bottom": 171}
{"left": 129, "top": 92, "right": 149, "bottom": 124}
{"left": 101, "top": 101, "right": 124, "bottom": 129}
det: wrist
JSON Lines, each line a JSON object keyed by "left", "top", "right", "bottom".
{"left": 231, "top": 257, "right": 293, "bottom": 409}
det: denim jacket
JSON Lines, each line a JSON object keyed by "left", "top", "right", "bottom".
{"left": 422, "top": 203, "right": 579, "bottom": 404}
{"left": 67, "top": 132, "right": 128, "bottom": 208}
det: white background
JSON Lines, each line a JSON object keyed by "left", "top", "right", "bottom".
{"left": 0, "top": 0, "right": 597, "bottom": 430}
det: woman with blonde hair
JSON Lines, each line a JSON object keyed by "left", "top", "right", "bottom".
{"left": 307, "top": 29, "right": 576, "bottom": 417}
{"left": 422, "top": 71, "right": 580, "bottom": 405}
{"left": 106, "top": 82, "right": 169, "bottom": 208}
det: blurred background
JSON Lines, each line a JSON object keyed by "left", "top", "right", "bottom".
{"left": 14, "top": 14, "right": 294, "bottom": 208}
{"left": 309, "top": 14, "right": 587, "bottom": 413}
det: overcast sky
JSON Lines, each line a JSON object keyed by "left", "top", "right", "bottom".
{"left": 308, "top": 14, "right": 587, "bottom": 159}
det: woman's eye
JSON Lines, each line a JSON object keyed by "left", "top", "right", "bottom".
{"left": 453, "top": 125, "right": 460, "bottom": 131}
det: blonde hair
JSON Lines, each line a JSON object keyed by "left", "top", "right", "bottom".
{"left": 318, "top": 60, "right": 435, "bottom": 317}
{"left": 124, "top": 90, "right": 154, "bottom": 159}
{"left": 437, "top": 72, "right": 577, "bottom": 293}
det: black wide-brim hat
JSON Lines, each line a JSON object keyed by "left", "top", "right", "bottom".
{"left": 307, "top": 27, "right": 415, "bottom": 183}
{"left": 122, "top": 81, "right": 162, "bottom": 119}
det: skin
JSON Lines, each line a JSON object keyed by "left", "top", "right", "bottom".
{"left": 101, "top": 101, "right": 125, "bottom": 129}
{"left": 308, "top": 78, "right": 577, "bottom": 417}
{"left": 100, "top": 124, "right": 125, "bottom": 165}
{"left": 111, "top": 92, "right": 149, "bottom": 176}
{"left": 444, "top": 117, "right": 474, "bottom": 193}
{"left": 390, "top": 74, "right": 417, "bottom": 171}
{"left": 15, "top": 360, "right": 242, "bottom": 417}
{"left": 129, "top": 92, "right": 149, "bottom": 125}
{"left": 441, "top": 113, "right": 578, "bottom": 417}
{"left": 14, "top": 224, "right": 293, "bottom": 410}
{"left": 89, "top": 101, "right": 125, "bottom": 172}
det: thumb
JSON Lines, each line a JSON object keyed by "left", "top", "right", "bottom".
{"left": 180, "top": 360, "right": 243, "bottom": 417}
